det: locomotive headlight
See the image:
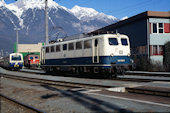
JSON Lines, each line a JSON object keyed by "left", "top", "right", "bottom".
{"left": 130, "top": 59, "right": 134, "bottom": 63}
{"left": 110, "top": 53, "right": 114, "bottom": 57}
{"left": 128, "top": 53, "right": 130, "bottom": 56}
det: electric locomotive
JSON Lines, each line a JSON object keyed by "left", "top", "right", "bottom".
{"left": 41, "top": 34, "right": 133, "bottom": 77}
{"left": 24, "top": 54, "right": 40, "bottom": 68}
{"left": 0, "top": 53, "right": 23, "bottom": 70}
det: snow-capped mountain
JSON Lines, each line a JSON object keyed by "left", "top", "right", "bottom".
{"left": 0, "top": 0, "right": 119, "bottom": 52}
{"left": 71, "top": 5, "right": 118, "bottom": 23}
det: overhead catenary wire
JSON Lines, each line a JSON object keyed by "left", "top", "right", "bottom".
{"left": 101, "top": 0, "right": 153, "bottom": 18}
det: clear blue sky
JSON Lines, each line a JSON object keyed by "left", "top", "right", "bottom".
{"left": 5, "top": 0, "right": 170, "bottom": 19}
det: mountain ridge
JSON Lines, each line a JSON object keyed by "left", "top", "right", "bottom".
{"left": 0, "top": 0, "right": 119, "bottom": 53}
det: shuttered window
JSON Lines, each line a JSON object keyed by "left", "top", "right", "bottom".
{"left": 150, "top": 45, "right": 164, "bottom": 56}
{"left": 152, "top": 23, "right": 165, "bottom": 34}
{"left": 164, "top": 23, "right": 170, "bottom": 33}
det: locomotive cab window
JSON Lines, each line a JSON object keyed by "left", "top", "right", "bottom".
{"left": 56, "top": 45, "right": 60, "bottom": 52}
{"left": 35, "top": 56, "right": 39, "bottom": 59}
{"left": 63, "top": 44, "right": 67, "bottom": 51}
{"left": 84, "top": 40, "right": 92, "bottom": 49}
{"left": 46, "top": 47, "right": 49, "bottom": 53}
{"left": 12, "top": 56, "right": 21, "bottom": 61}
{"left": 121, "top": 38, "right": 128, "bottom": 45}
{"left": 109, "top": 38, "right": 118, "bottom": 45}
{"left": 30, "top": 56, "right": 33, "bottom": 60}
{"left": 68, "top": 43, "right": 74, "bottom": 50}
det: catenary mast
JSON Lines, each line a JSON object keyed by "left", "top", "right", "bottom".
{"left": 45, "top": 0, "right": 49, "bottom": 45}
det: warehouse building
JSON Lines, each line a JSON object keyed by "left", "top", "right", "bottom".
{"left": 89, "top": 11, "right": 170, "bottom": 66}
{"left": 14, "top": 43, "right": 43, "bottom": 59}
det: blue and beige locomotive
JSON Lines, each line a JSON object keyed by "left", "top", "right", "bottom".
{"left": 0, "top": 53, "right": 23, "bottom": 70}
{"left": 41, "top": 34, "right": 133, "bottom": 77}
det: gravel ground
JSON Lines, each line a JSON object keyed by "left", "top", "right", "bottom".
{"left": 1, "top": 96, "right": 38, "bottom": 113}
{"left": 1, "top": 75, "right": 170, "bottom": 113}
{"left": 0, "top": 77, "right": 67, "bottom": 113}
{"left": 0, "top": 77, "right": 133, "bottom": 113}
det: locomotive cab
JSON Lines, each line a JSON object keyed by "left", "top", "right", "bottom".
{"left": 105, "top": 34, "right": 132, "bottom": 75}
{"left": 9, "top": 53, "right": 23, "bottom": 70}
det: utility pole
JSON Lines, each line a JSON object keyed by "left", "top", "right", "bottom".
{"left": 14, "top": 28, "right": 20, "bottom": 53}
{"left": 1, "top": 49, "right": 3, "bottom": 57}
{"left": 45, "top": 0, "right": 49, "bottom": 45}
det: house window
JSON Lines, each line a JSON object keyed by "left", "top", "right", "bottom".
{"left": 152, "top": 23, "right": 164, "bottom": 34}
{"left": 152, "top": 23, "right": 157, "bottom": 33}
{"left": 158, "top": 23, "right": 164, "bottom": 33}
{"left": 153, "top": 45, "right": 158, "bottom": 55}
{"left": 158, "top": 46, "right": 164, "bottom": 55}
{"left": 151, "top": 45, "right": 164, "bottom": 56}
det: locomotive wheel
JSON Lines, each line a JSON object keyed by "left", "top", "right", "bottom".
{"left": 120, "top": 67, "right": 125, "bottom": 75}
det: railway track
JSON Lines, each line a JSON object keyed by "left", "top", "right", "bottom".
{"left": 125, "top": 71, "right": 170, "bottom": 77}
{"left": 1, "top": 67, "right": 169, "bottom": 82}
{"left": 0, "top": 74, "right": 112, "bottom": 89}
{"left": 1, "top": 73, "right": 170, "bottom": 97}
{"left": 19, "top": 69, "right": 170, "bottom": 82}
{"left": 21, "top": 68, "right": 170, "bottom": 77}
{"left": 0, "top": 94, "right": 45, "bottom": 113}
{"left": 1, "top": 67, "right": 170, "bottom": 97}
{"left": 115, "top": 76, "right": 170, "bottom": 82}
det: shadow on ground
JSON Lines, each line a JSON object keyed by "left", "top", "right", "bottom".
{"left": 40, "top": 84, "right": 133, "bottom": 113}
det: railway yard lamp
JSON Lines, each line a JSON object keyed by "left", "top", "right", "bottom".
{"left": 14, "top": 28, "right": 20, "bottom": 53}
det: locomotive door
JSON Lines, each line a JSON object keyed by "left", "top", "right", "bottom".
{"left": 41, "top": 47, "right": 45, "bottom": 65}
{"left": 92, "top": 39, "right": 99, "bottom": 63}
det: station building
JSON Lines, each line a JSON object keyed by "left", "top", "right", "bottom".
{"left": 14, "top": 43, "right": 43, "bottom": 59}
{"left": 89, "top": 11, "right": 170, "bottom": 65}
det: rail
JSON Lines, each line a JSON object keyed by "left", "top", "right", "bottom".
{"left": 0, "top": 94, "right": 46, "bottom": 113}
{"left": 0, "top": 74, "right": 112, "bottom": 89}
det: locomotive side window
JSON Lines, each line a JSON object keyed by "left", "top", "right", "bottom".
{"left": 35, "top": 56, "right": 39, "bottom": 59}
{"left": 63, "top": 44, "right": 67, "bottom": 51}
{"left": 56, "top": 45, "right": 60, "bottom": 52}
{"left": 51, "top": 46, "right": 55, "bottom": 52}
{"left": 68, "top": 43, "right": 74, "bottom": 51}
{"left": 95, "top": 39, "right": 98, "bottom": 47}
{"left": 109, "top": 38, "right": 118, "bottom": 45}
{"left": 84, "top": 40, "right": 92, "bottom": 49}
{"left": 121, "top": 38, "right": 128, "bottom": 45}
{"left": 76, "top": 41, "right": 82, "bottom": 50}
{"left": 46, "top": 47, "right": 49, "bottom": 53}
